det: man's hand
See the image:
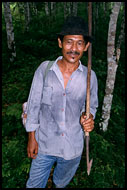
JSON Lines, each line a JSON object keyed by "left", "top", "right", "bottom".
{"left": 80, "top": 112, "right": 94, "bottom": 132}
{"left": 27, "top": 131, "right": 38, "bottom": 159}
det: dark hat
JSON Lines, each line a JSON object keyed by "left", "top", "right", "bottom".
{"left": 57, "top": 16, "right": 93, "bottom": 42}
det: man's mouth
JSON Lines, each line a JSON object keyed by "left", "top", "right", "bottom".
{"left": 67, "top": 51, "right": 80, "bottom": 56}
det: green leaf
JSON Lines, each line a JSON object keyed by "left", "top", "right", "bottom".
{"left": 6, "top": 103, "right": 22, "bottom": 119}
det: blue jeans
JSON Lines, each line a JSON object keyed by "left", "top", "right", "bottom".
{"left": 26, "top": 152, "right": 81, "bottom": 188}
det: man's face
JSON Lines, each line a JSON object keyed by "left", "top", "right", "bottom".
{"left": 58, "top": 35, "right": 90, "bottom": 64}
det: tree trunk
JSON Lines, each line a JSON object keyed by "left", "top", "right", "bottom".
{"left": 72, "top": 2, "right": 78, "bottom": 16}
{"left": 50, "top": 2, "right": 56, "bottom": 19}
{"left": 64, "top": 2, "right": 78, "bottom": 18}
{"left": 45, "top": 2, "right": 49, "bottom": 16}
{"left": 68, "top": 2, "right": 71, "bottom": 15}
{"left": 24, "top": 2, "right": 31, "bottom": 32}
{"left": 99, "top": 2, "right": 121, "bottom": 131}
{"left": 3, "top": 2, "right": 16, "bottom": 62}
{"left": 50, "top": 2, "right": 54, "bottom": 15}
{"left": 64, "top": 2, "right": 68, "bottom": 19}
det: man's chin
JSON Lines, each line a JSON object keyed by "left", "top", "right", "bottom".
{"left": 62, "top": 55, "right": 81, "bottom": 64}
{"left": 68, "top": 57, "right": 80, "bottom": 64}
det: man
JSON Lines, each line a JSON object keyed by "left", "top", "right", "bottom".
{"left": 25, "top": 16, "right": 98, "bottom": 188}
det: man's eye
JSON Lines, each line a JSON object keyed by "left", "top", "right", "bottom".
{"left": 67, "top": 40, "right": 72, "bottom": 44}
{"left": 78, "top": 42, "right": 83, "bottom": 45}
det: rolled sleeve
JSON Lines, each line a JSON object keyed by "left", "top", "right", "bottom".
{"left": 25, "top": 64, "right": 45, "bottom": 132}
{"left": 25, "top": 123, "right": 40, "bottom": 132}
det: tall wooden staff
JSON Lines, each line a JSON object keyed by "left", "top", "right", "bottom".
{"left": 85, "top": 2, "right": 93, "bottom": 176}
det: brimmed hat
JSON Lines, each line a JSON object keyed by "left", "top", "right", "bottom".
{"left": 57, "top": 16, "right": 93, "bottom": 42}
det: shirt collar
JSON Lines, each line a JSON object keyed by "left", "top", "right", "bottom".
{"left": 49, "top": 56, "right": 83, "bottom": 72}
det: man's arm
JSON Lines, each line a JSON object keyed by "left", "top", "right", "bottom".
{"left": 25, "top": 64, "right": 45, "bottom": 158}
{"left": 25, "top": 62, "right": 49, "bottom": 132}
{"left": 21, "top": 103, "right": 38, "bottom": 158}
{"left": 27, "top": 131, "right": 38, "bottom": 159}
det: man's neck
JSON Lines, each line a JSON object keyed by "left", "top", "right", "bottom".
{"left": 57, "top": 58, "right": 79, "bottom": 73}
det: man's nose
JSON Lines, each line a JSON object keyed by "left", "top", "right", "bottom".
{"left": 71, "top": 42, "right": 77, "bottom": 51}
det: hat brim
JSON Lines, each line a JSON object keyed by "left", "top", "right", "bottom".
{"left": 57, "top": 32, "right": 93, "bottom": 43}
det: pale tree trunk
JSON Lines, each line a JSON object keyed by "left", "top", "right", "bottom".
{"left": 50, "top": 2, "right": 56, "bottom": 19}
{"left": 103, "top": 2, "right": 106, "bottom": 13}
{"left": 3, "top": 2, "right": 16, "bottom": 62}
{"left": 68, "top": 2, "right": 71, "bottom": 15}
{"left": 64, "top": 2, "right": 78, "bottom": 19}
{"left": 64, "top": 2, "right": 73, "bottom": 19}
{"left": 24, "top": 2, "right": 31, "bottom": 32}
{"left": 99, "top": 2, "right": 122, "bottom": 131}
{"left": 50, "top": 2, "right": 54, "bottom": 15}
{"left": 45, "top": 2, "right": 49, "bottom": 16}
{"left": 72, "top": 2, "right": 78, "bottom": 16}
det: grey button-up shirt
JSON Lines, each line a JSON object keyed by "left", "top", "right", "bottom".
{"left": 25, "top": 56, "right": 98, "bottom": 160}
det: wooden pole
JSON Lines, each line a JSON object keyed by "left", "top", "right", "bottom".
{"left": 85, "top": 2, "right": 93, "bottom": 176}
{"left": 86, "top": 2, "right": 92, "bottom": 124}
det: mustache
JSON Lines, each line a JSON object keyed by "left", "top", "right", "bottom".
{"left": 67, "top": 51, "right": 80, "bottom": 55}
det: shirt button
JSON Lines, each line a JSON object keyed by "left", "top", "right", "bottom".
{"left": 61, "top": 108, "right": 64, "bottom": 112}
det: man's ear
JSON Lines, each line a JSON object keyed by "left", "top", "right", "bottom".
{"left": 84, "top": 42, "right": 90, "bottom": 52}
{"left": 58, "top": 38, "right": 62, "bottom": 48}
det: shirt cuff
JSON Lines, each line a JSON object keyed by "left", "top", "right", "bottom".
{"left": 25, "top": 123, "right": 40, "bottom": 132}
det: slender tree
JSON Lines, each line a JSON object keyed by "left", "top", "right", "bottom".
{"left": 50, "top": 2, "right": 56, "bottom": 20}
{"left": 72, "top": 2, "right": 78, "bottom": 16}
{"left": 24, "top": 2, "right": 31, "bottom": 32}
{"left": 64, "top": 2, "right": 73, "bottom": 19}
{"left": 64, "top": 2, "right": 78, "bottom": 19}
{"left": 50, "top": 2, "right": 54, "bottom": 15}
{"left": 99, "top": 2, "right": 122, "bottom": 131}
{"left": 3, "top": 2, "right": 16, "bottom": 62}
{"left": 68, "top": 2, "right": 71, "bottom": 15}
{"left": 45, "top": 2, "right": 49, "bottom": 16}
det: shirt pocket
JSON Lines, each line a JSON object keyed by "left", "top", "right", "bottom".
{"left": 41, "top": 86, "right": 53, "bottom": 105}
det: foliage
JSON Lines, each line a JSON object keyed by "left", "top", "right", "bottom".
{"left": 2, "top": 2, "right": 125, "bottom": 188}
